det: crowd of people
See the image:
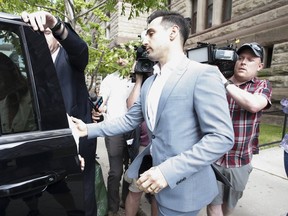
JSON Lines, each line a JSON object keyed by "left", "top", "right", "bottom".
{"left": 1, "top": 7, "right": 276, "bottom": 216}
{"left": 71, "top": 9, "right": 270, "bottom": 216}
{"left": 71, "top": 10, "right": 273, "bottom": 216}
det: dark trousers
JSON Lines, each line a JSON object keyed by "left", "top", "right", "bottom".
{"left": 79, "top": 137, "right": 97, "bottom": 216}
{"left": 0, "top": 198, "right": 9, "bottom": 216}
{"left": 105, "top": 135, "right": 129, "bottom": 213}
{"left": 284, "top": 151, "right": 288, "bottom": 177}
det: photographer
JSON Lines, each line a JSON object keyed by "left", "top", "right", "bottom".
{"left": 207, "top": 42, "right": 272, "bottom": 216}
{"left": 94, "top": 58, "right": 134, "bottom": 216}
{"left": 125, "top": 63, "right": 157, "bottom": 216}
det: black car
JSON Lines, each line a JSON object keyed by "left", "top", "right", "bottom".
{"left": 0, "top": 12, "right": 85, "bottom": 215}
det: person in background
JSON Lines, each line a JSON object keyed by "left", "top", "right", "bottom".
{"left": 207, "top": 42, "right": 272, "bottom": 216}
{"left": 94, "top": 58, "right": 134, "bottom": 216}
{"left": 125, "top": 68, "right": 157, "bottom": 216}
{"left": 71, "top": 10, "right": 234, "bottom": 216}
{"left": 21, "top": 11, "right": 97, "bottom": 216}
{"left": 279, "top": 98, "right": 288, "bottom": 177}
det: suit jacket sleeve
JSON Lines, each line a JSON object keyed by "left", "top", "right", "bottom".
{"left": 86, "top": 95, "right": 144, "bottom": 139}
{"left": 58, "top": 23, "right": 88, "bottom": 73}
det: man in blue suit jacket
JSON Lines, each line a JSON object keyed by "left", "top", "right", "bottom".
{"left": 72, "top": 10, "right": 234, "bottom": 216}
{"left": 22, "top": 11, "right": 97, "bottom": 216}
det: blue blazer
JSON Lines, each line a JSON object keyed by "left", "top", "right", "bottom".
{"left": 87, "top": 56, "right": 234, "bottom": 212}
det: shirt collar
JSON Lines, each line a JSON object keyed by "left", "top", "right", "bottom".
{"left": 153, "top": 64, "right": 161, "bottom": 75}
{"left": 51, "top": 46, "right": 60, "bottom": 62}
{"left": 153, "top": 53, "right": 186, "bottom": 76}
{"left": 238, "top": 77, "right": 257, "bottom": 87}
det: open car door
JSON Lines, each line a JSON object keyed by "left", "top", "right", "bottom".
{"left": 0, "top": 13, "right": 85, "bottom": 215}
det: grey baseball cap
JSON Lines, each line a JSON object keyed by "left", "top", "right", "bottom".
{"left": 237, "top": 42, "right": 264, "bottom": 62}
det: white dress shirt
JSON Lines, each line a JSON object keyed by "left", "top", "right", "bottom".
{"left": 147, "top": 63, "right": 173, "bottom": 130}
{"left": 147, "top": 54, "right": 186, "bottom": 130}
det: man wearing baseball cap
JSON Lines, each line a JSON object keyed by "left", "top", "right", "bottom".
{"left": 207, "top": 42, "right": 272, "bottom": 216}
{"left": 237, "top": 42, "right": 264, "bottom": 62}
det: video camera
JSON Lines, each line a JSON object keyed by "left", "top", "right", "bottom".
{"left": 134, "top": 45, "right": 155, "bottom": 74}
{"left": 134, "top": 30, "right": 155, "bottom": 74}
{"left": 187, "top": 42, "right": 238, "bottom": 78}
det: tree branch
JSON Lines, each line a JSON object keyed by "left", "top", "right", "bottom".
{"left": 94, "top": 50, "right": 105, "bottom": 76}
{"left": 24, "top": 1, "right": 72, "bottom": 23}
{"left": 75, "top": 0, "right": 106, "bottom": 19}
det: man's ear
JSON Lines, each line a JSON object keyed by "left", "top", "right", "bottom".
{"left": 170, "top": 25, "right": 179, "bottom": 40}
{"left": 257, "top": 62, "right": 264, "bottom": 71}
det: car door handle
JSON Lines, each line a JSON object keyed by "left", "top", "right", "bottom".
{"left": 0, "top": 173, "right": 59, "bottom": 197}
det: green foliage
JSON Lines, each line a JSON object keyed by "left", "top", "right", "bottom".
{"left": 101, "top": 41, "right": 141, "bottom": 78}
{"left": 1, "top": 0, "right": 167, "bottom": 90}
{"left": 0, "top": 0, "right": 52, "bottom": 14}
{"left": 122, "top": 0, "right": 168, "bottom": 19}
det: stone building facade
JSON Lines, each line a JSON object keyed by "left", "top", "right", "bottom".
{"left": 108, "top": 2, "right": 149, "bottom": 47}
{"left": 169, "top": 0, "right": 288, "bottom": 125}
{"left": 109, "top": 0, "right": 288, "bottom": 125}
{"left": 90, "top": 2, "right": 149, "bottom": 94}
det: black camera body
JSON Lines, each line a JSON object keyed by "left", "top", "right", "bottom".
{"left": 187, "top": 42, "right": 238, "bottom": 78}
{"left": 134, "top": 45, "right": 155, "bottom": 74}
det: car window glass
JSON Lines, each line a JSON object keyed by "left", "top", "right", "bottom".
{"left": 0, "top": 24, "right": 38, "bottom": 135}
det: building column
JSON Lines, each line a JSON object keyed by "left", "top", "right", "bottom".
{"left": 213, "top": 0, "right": 223, "bottom": 26}
{"left": 196, "top": 0, "right": 206, "bottom": 32}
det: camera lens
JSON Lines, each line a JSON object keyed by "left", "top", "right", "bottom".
{"left": 141, "top": 60, "right": 154, "bottom": 72}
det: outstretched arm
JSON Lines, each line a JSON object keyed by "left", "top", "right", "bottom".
{"left": 70, "top": 116, "right": 88, "bottom": 137}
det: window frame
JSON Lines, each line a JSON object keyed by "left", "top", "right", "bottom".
{"left": 222, "top": 0, "right": 232, "bottom": 22}
{"left": 206, "top": 0, "right": 213, "bottom": 29}
{"left": 0, "top": 23, "right": 38, "bottom": 135}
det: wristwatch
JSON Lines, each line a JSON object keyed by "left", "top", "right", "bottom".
{"left": 51, "top": 17, "right": 66, "bottom": 40}
{"left": 50, "top": 16, "right": 62, "bottom": 32}
{"left": 224, "top": 80, "right": 234, "bottom": 88}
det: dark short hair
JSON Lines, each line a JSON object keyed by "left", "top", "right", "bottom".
{"left": 147, "top": 10, "right": 190, "bottom": 46}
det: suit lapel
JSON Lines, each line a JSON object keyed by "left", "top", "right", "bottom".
{"left": 154, "top": 57, "right": 190, "bottom": 129}
{"left": 143, "top": 75, "right": 156, "bottom": 131}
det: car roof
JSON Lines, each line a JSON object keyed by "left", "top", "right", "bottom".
{"left": 0, "top": 12, "right": 21, "bottom": 20}
{"left": 0, "top": 12, "right": 29, "bottom": 27}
